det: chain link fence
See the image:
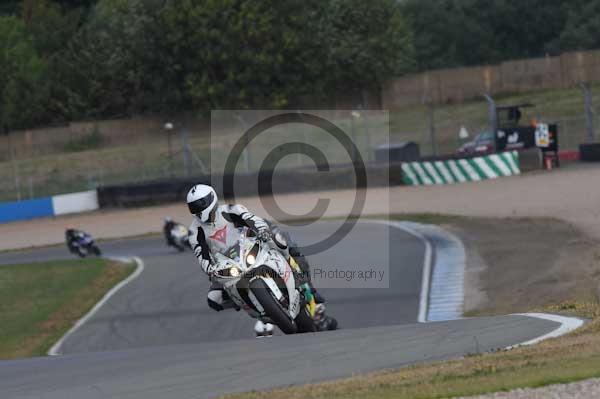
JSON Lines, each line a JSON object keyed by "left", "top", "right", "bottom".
{"left": 390, "top": 82, "right": 599, "bottom": 158}
{"left": 0, "top": 111, "right": 390, "bottom": 202}
{"left": 0, "top": 83, "right": 598, "bottom": 203}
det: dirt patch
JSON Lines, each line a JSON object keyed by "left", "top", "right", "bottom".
{"left": 445, "top": 217, "right": 600, "bottom": 315}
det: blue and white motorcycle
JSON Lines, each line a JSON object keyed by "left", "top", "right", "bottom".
{"left": 210, "top": 228, "right": 319, "bottom": 335}
{"left": 70, "top": 233, "right": 102, "bottom": 258}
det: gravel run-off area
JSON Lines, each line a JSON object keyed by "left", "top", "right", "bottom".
{"left": 459, "top": 378, "right": 600, "bottom": 399}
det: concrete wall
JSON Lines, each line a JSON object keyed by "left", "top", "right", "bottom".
{"left": 383, "top": 50, "right": 600, "bottom": 109}
{"left": 0, "top": 190, "right": 99, "bottom": 224}
{"left": 52, "top": 190, "right": 99, "bottom": 216}
{"left": 0, "top": 197, "right": 55, "bottom": 223}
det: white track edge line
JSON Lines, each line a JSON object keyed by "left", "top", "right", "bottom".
{"left": 47, "top": 256, "right": 145, "bottom": 356}
{"left": 362, "top": 220, "right": 584, "bottom": 345}
{"left": 506, "top": 313, "right": 585, "bottom": 350}
{"left": 364, "top": 220, "right": 433, "bottom": 323}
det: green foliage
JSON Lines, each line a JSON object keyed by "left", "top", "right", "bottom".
{"left": 156, "top": 0, "right": 413, "bottom": 110}
{"left": 157, "top": 0, "right": 322, "bottom": 109}
{"left": 4, "top": 0, "right": 600, "bottom": 131}
{"left": 401, "top": 0, "right": 569, "bottom": 69}
{"left": 52, "top": 0, "right": 98, "bottom": 10}
{"left": 59, "top": 0, "right": 160, "bottom": 118}
{"left": 26, "top": 0, "right": 82, "bottom": 57}
{"left": 0, "top": 1, "right": 20, "bottom": 16}
{"left": 0, "top": 15, "right": 49, "bottom": 130}
{"left": 1, "top": 0, "right": 415, "bottom": 128}
{"left": 318, "top": 0, "right": 415, "bottom": 91}
{"left": 560, "top": 0, "right": 600, "bottom": 51}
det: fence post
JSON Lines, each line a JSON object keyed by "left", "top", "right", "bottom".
{"left": 363, "top": 110, "right": 372, "bottom": 162}
{"left": 28, "top": 176, "right": 34, "bottom": 199}
{"left": 358, "top": 93, "right": 372, "bottom": 162}
{"left": 164, "top": 122, "right": 174, "bottom": 177}
{"left": 234, "top": 113, "right": 252, "bottom": 173}
{"left": 350, "top": 112, "right": 358, "bottom": 162}
{"left": 484, "top": 94, "right": 498, "bottom": 151}
{"left": 427, "top": 102, "right": 437, "bottom": 156}
{"left": 181, "top": 126, "right": 192, "bottom": 177}
{"left": 581, "top": 82, "right": 595, "bottom": 143}
{"left": 6, "top": 130, "right": 22, "bottom": 201}
{"left": 297, "top": 109, "right": 305, "bottom": 167}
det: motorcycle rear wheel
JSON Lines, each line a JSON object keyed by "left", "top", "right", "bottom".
{"left": 249, "top": 278, "right": 297, "bottom": 334}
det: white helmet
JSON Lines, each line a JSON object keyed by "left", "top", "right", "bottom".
{"left": 187, "top": 184, "right": 218, "bottom": 223}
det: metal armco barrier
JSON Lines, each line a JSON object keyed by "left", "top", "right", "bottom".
{"left": 97, "top": 163, "right": 403, "bottom": 208}
{"left": 580, "top": 143, "right": 600, "bottom": 162}
{"left": 401, "top": 151, "right": 520, "bottom": 186}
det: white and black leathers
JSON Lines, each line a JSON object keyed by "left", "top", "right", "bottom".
{"left": 189, "top": 202, "right": 323, "bottom": 314}
{"left": 188, "top": 204, "right": 271, "bottom": 274}
{"left": 188, "top": 203, "right": 279, "bottom": 311}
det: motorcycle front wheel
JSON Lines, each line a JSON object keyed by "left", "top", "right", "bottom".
{"left": 249, "top": 278, "right": 297, "bottom": 334}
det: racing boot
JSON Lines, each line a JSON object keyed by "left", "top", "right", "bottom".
{"left": 314, "top": 304, "right": 338, "bottom": 331}
{"left": 207, "top": 284, "right": 240, "bottom": 312}
{"left": 289, "top": 247, "right": 325, "bottom": 304}
{"left": 311, "top": 286, "right": 325, "bottom": 305}
{"left": 269, "top": 224, "right": 326, "bottom": 305}
{"left": 254, "top": 320, "right": 274, "bottom": 338}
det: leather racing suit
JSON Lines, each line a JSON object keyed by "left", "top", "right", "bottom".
{"left": 188, "top": 204, "right": 317, "bottom": 311}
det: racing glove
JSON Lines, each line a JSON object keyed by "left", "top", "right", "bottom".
{"left": 257, "top": 229, "right": 272, "bottom": 243}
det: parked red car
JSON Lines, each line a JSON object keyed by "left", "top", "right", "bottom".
{"left": 456, "top": 131, "right": 495, "bottom": 156}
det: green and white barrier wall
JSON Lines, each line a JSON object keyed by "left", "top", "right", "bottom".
{"left": 402, "top": 151, "right": 520, "bottom": 186}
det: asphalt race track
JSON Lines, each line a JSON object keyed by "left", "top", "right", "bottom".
{"left": 2, "top": 315, "right": 558, "bottom": 399}
{"left": 0, "top": 222, "right": 424, "bottom": 352}
{"left": 0, "top": 221, "right": 564, "bottom": 399}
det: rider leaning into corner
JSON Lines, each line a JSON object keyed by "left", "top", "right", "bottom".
{"left": 163, "top": 217, "right": 177, "bottom": 247}
{"left": 65, "top": 227, "right": 85, "bottom": 252}
{"left": 186, "top": 183, "right": 336, "bottom": 336}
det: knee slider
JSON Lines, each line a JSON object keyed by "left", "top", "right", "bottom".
{"left": 273, "top": 232, "right": 288, "bottom": 250}
{"left": 207, "top": 290, "right": 224, "bottom": 311}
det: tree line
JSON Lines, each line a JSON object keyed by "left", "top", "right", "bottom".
{"left": 403, "top": 0, "right": 600, "bottom": 71}
{"left": 1, "top": 0, "right": 600, "bottom": 131}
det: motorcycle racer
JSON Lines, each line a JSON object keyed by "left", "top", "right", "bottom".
{"left": 163, "top": 217, "right": 177, "bottom": 247}
{"left": 163, "top": 217, "right": 190, "bottom": 251}
{"left": 186, "top": 184, "right": 334, "bottom": 333}
{"left": 65, "top": 227, "right": 101, "bottom": 257}
{"left": 65, "top": 227, "right": 86, "bottom": 253}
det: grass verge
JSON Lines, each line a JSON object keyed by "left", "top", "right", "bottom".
{"left": 0, "top": 258, "right": 135, "bottom": 359}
